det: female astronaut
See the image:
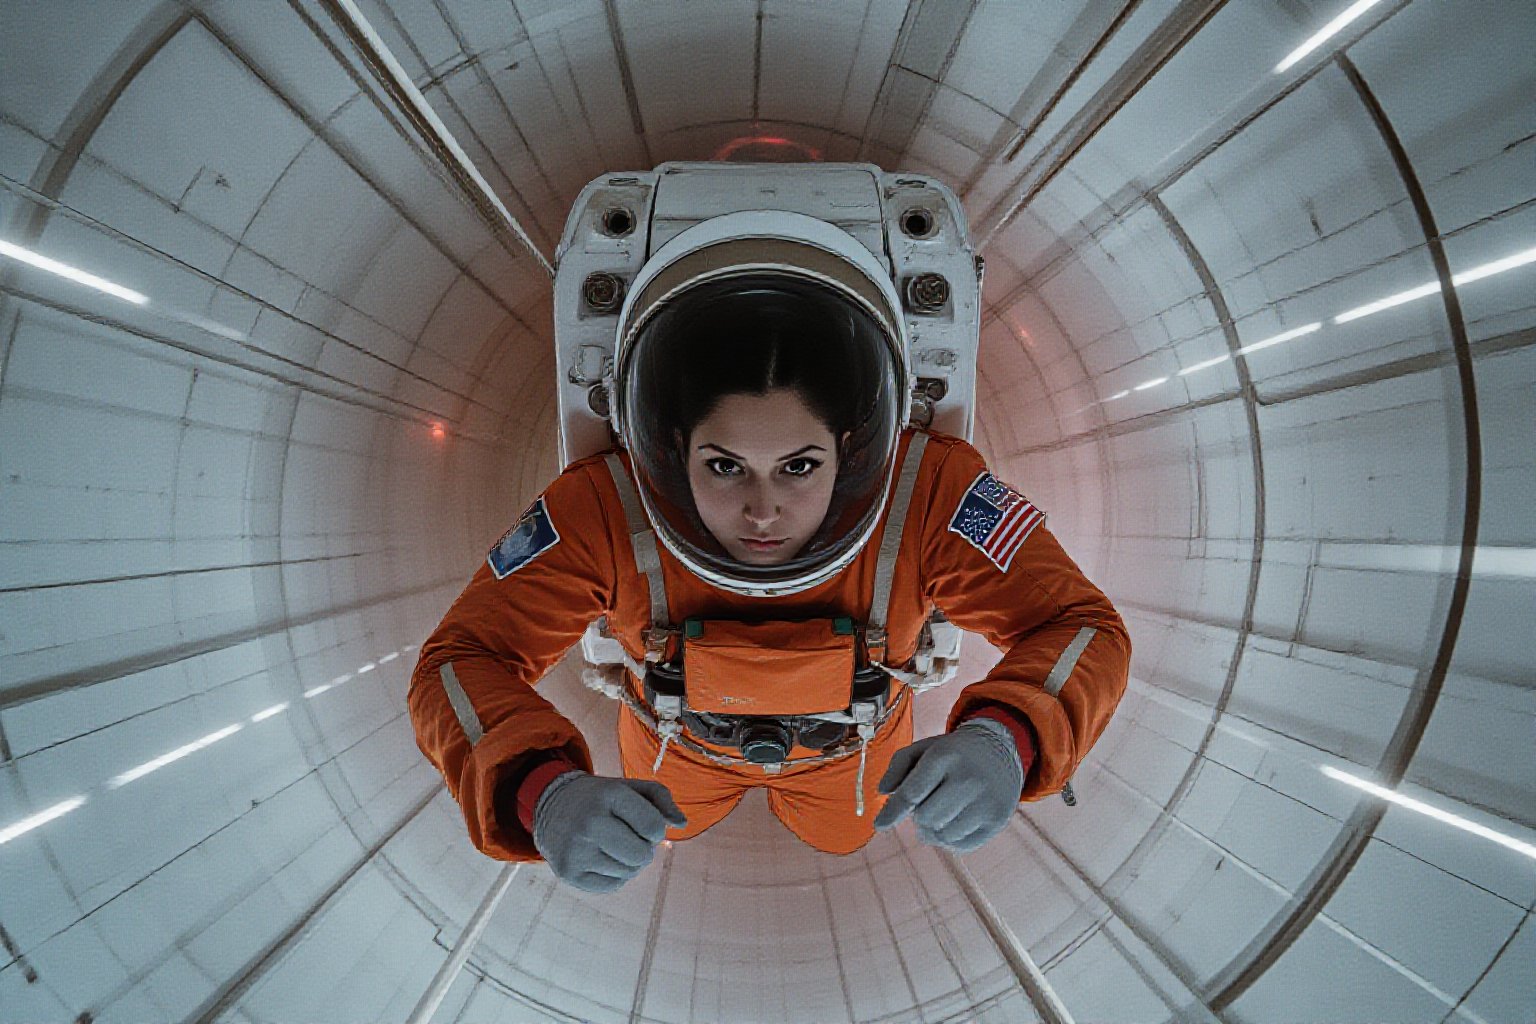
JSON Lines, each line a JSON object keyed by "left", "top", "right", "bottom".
{"left": 408, "top": 264, "right": 1130, "bottom": 894}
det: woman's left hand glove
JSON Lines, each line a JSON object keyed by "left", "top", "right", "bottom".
{"left": 872, "top": 719, "right": 1024, "bottom": 851}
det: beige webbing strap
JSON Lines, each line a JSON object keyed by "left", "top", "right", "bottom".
{"left": 1044, "top": 627, "right": 1097, "bottom": 696}
{"left": 438, "top": 662, "right": 484, "bottom": 747}
{"left": 603, "top": 455, "right": 671, "bottom": 631}
{"left": 869, "top": 433, "right": 930, "bottom": 640}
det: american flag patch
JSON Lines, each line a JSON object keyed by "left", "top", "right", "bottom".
{"left": 948, "top": 472, "right": 1044, "bottom": 572}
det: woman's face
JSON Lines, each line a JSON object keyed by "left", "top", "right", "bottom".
{"left": 685, "top": 389, "right": 840, "bottom": 566}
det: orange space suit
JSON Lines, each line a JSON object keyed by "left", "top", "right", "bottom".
{"left": 408, "top": 428, "right": 1131, "bottom": 862}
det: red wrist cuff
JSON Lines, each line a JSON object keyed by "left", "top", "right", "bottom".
{"left": 515, "top": 756, "right": 580, "bottom": 832}
{"left": 963, "top": 705, "right": 1037, "bottom": 786}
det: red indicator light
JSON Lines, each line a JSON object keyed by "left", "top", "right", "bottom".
{"left": 430, "top": 422, "right": 446, "bottom": 440}
{"left": 710, "top": 134, "right": 822, "bottom": 162}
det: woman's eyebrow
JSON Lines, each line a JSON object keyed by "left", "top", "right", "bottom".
{"left": 698, "top": 443, "right": 827, "bottom": 460}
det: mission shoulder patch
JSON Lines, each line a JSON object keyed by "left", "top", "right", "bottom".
{"left": 948, "top": 471, "right": 1044, "bottom": 573}
{"left": 487, "top": 497, "right": 561, "bottom": 579}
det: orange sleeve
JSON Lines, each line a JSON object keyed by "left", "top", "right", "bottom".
{"left": 920, "top": 436, "right": 1131, "bottom": 802}
{"left": 408, "top": 459, "right": 615, "bottom": 861}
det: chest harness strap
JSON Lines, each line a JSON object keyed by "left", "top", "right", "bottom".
{"left": 602, "top": 454, "right": 683, "bottom": 772}
{"left": 596, "top": 437, "right": 932, "bottom": 815}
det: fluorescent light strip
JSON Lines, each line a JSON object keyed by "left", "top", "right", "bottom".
{"left": 1105, "top": 390, "right": 1131, "bottom": 402}
{"left": 1275, "top": 0, "right": 1385, "bottom": 73}
{"left": 0, "top": 239, "right": 149, "bottom": 305}
{"left": 251, "top": 702, "right": 290, "bottom": 722}
{"left": 1321, "top": 766, "right": 1536, "bottom": 861}
{"left": 1178, "top": 354, "right": 1230, "bottom": 376}
{"left": 0, "top": 796, "right": 87, "bottom": 847}
{"left": 331, "top": 0, "right": 550, "bottom": 275}
{"left": 305, "top": 672, "right": 354, "bottom": 698}
{"left": 1237, "top": 321, "right": 1323, "bottom": 355}
{"left": 1334, "top": 281, "right": 1441, "bottom": 323}
{"left": 1322, "top": 542, "right": 1536, "bottom": 579}
{"left": 379, "top": 652, "right": 399, "bottom": 664}
{"left": 109, "top": 724, "right": 244, "bottom": 788}
{"left": 182, "top": 311, "right": 249, "bottom": 342}
{"left": 1334, "top": 245, "right": 1536, "bottom": 325}
{"left": 1452, "top": 244, "right": 1536, "bottom": 286}
{"left": 1132, "top": 376, "right": 1168, "bottom": 391}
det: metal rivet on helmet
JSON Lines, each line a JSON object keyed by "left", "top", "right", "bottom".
{"left": 582, "top": 272, "right": 624, "bottom": 314}
{"left": 905, "top": 272, "right": 949, "bottom": 314}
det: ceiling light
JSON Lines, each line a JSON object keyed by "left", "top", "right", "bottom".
{"left": 1334, "top": 244, "right": 1536, "bottom": 324}
{"left": 1275, "top": 0, "right": 1385, "bottom": 73}
{"left": 1334, "top": 282, "right": 1441, "bottom": 323}
{"left": 251, "top": 702, "right": 290, "bottom": 722}
{"left": 182, "top": 311, "right": 249, "bottom": 342}
{"left": 1451, "top": 244, "right": 1536, "bottom": 286}
{"left": 109, "top": 724, "right": 244, "bottom": 787}
{"left": 1237, "top": 321, "right": 1322, "bottom": 354}
{"left": 1178, "top": 354, "right": 1231, "bottom": 376}
{"left": 1322, "top": 766, "right": 1536, "bottom": 860}
{"left": 0, "top": 796, "right": 87, "bottom": 847}
{"left": 0, "top": 238, "right": 148, "bottom": 305}
{"left": 1132, "top": 377, "right": 1168, "bottom": 391}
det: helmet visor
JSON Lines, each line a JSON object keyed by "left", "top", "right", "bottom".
{"left": 621, "top": 270, "right": 902, "bottom": 594}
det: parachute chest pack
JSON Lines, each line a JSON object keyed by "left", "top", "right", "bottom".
{"left": 579, "top": 434, "right": 963, "bottom": 812}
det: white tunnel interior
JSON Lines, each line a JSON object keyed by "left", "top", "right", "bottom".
{"left": 2, "top": 1, "right": 1533, "bottom": 1021}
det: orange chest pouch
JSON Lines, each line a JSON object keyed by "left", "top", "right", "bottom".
{"left": 682, "top": 617, "right": 856, "bottom": 716}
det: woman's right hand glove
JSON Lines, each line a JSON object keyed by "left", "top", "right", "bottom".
{"left": 531, "top": 772, "right": 688, "bottom": 892}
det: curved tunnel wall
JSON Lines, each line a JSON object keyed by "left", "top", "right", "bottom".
{"left": 0, "top": 2, "right": 1532, "bottom": 1022}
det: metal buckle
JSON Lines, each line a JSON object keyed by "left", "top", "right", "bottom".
{"left": 653, "top": 693, "right": 683, "bottom": 720}
{"left": 642, "top": 626, "right": 675, "bottom": 660}
{"left": 864, "top": 625, "right": 888, "bottom": 664}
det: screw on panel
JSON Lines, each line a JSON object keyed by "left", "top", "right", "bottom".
{"left": 587, "top": 383, "right": 611, "bottom": 418}
{"left": 909, "top": 393, "right": 935, "bottom": 429}
{"left": 900, "top": 207, "right": 935, "bottom": 238}
{"left": 582, "top": 272, "right": 624, "bottom": 314}
{"left": 905, "top": 273, "right": 950, "bottom": 314}
{"left": 600, "top": 207, "right": 635, "bottom": 236}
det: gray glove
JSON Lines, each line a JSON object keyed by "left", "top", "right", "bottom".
{"left": 873, "top": 719, "right": 1023, "bottom": 852}
{"left": 531, "top": 771, "right": 687, "bottom": 892}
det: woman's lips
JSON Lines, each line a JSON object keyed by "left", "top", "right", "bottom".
{"left": 740, "top": 537, "right": 786, "bottom": 552}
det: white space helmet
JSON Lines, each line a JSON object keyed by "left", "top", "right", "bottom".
{"left": 611, "top": 211, "right": 911, "bottom": 597}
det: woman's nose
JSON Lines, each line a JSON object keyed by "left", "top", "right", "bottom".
{"left": 743, "top": 485, "right": 780, "bottom": 527}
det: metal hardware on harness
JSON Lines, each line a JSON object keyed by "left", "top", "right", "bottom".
{"left": 642, "top": 626, "right": 676, "bottom": 661}
{"left": 640, "top": 659, "right": 892, "bottom": 770}
{"left": 651, "top": 695, "right": 682, "bottom": 775}
{"left": 623, "top": 684, "right": 909, "bottom": 775}
{"left": 852, "top": 701, "right": 878, "bottom": 817}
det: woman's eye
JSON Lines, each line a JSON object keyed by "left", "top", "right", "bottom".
{"left": 784, "top": 458, "right": 822, "bottom": 477}
{"left": 705, "top": 458, "right": 741, "bottom": 476}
